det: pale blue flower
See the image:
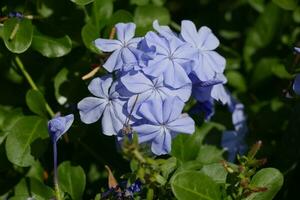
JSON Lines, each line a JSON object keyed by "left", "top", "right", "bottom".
{"left": 152, "top": 20, "right": 177, "bottom": 39}
{"left": 294, "top": 47, "right": 300, "bottom": 53}
{"left": 293, "top": 74, "right": 300, "bottom": 95}
{"left": 120, "top": 71, "right": 192, "bottom": 119}
{"left": 133, "top": 97, "right": 195, "bottom": 155}
{"left": 48, "top": 114, "right": 74, "bottom": 143}
{"left": 78, "top": 75, "right": 127, "bottom": 136}
{"left": 221, "top": 94, "right": 248, "bottom": 162}
{"left": 142, "top": 31, "right": 196, "bottom": 88}
{"left": 181, "top": 20, "right": 226, "bottom": 81}
{"left": 94, "top": 23, "right": 142, "bottom": 72}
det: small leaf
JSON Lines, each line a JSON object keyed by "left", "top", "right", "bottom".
{"left": 273, "top": 0, "right": 298, "bottom": 10}
{"left": 171, "top": 171, "right": 222, "bottom": 200}
{"left": 197, "top": 145, "right": 224, "bottom": 164}
{"left": 54, "top": 68, "right": 69, "bottom": 105}
{"left": 226, "top": 71, "right": 247, "bottom": 92}
{"left": 58, "top": 161, "right": 86, "bottom": 200}
{"left": 81, "top": 22, "right": 100, "bottom": 53}
{"left": 31, "top": 29, "right": 72, "bottom": 58}
{"left": 271, "top": 63, "right": 293, "bottom": 79}
{"left": 14, "top": 177, "right": 54, "bottom": 200}
{"left": 92, "top": 0, "right": 113, "bottom": 29}
{"left": 200, "top": 163, "right": 227, "bottom": 184}
{"left": 3, "top": 18, "right": 33, "bottom": 53}
{"left": 5, "top": 116, "right": 48, "bottom": 167}
{"left": 26, "top": 89, "right": 48, "bottom": 117}
{"left": 134, "top": 5, "right": 170, "bottom": 35}
{"left": 70, "top": 0, "right": 94, "bottom": 5}
{"left": 243, "top": 168, "right": 284, "bottom": 200}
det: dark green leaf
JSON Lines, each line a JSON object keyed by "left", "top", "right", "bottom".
{"left": 273, "top": 0, "right": 298, "bottom": 10}
{"left": 226, "top": 71, "right": 247, "bottom": 92}
{"left": 92, "top": 0, "right": 113, "bottom": 29}
{"left": 171, "top": 171, "right": 222, "bottom": 200}
{"left": 26, "top": 89, "right": 48, "bottom": 117}
{"left": 81, "top": 22, "right": 100, "bottom": 53}
{"left": 271, "top": 63, "right": 293, "bottom": 79}
{"left": 130, "top": 0, "right": 149, "bottom": 5}
{"left": 5, "top": 116, "right": 48, "bottom": 167}
{"left": 3, "top": 18, "right": 33, "bottom": 53}
{"left": 134, "top": 5, "right": 170, "bottom": 35}
{"left": 58, "top": 161, "right": 86, "bottom": 200}
{"left": 243, "top": 168, "right": 284, "bottom": 200}
{"left": 71, "top": 0, "right": 94, "bottom": 5}
{"left": 31, "top": 29, "right": 72, "bottom": 58}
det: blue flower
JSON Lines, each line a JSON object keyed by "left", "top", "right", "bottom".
{"left": 293, "top": 74, "right": 300, "bottom": 95}
{"left": 120, "top": 71, "right": 191, "bottom": 119}
{"left": 48, "top": 114, "right": 74, "bottom": 143}
{"left": 180, "top": 20, "right": 226, "bottom": 81}
{"left": 78, "top": 75, "right": 127, "bottom": 136}
{"left": 141, "top": 31, "right": 196, "bottom": 88}
{"left": 133, "top": 97, "right": 195, "bottom": 155}
{"left": 294, "top": 47, "right": 300, "bottom": 53}
{"left": 221, "top": 94, "right": 248, "bottom": 162}
{"left": 94, "top": 23, "right": 142, "bottom": 72}
{"left": 152, "top": 20, "right": 177, "bottom": 39}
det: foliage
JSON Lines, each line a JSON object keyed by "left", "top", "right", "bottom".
{"left": 0, "top": 0, "right": 299, "bottom": 199}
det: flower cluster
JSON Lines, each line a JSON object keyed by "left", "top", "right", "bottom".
{"left": 78, "top": 20, "right": 239, "bottom": 156}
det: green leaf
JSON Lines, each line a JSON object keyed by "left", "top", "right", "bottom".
{"left": 26, "top": 89, "right": 48, "bottom": 117}
{"left": 197, "top": 145, "right": 224, "bottom": 164}
{"left": 248, "top": 0, "right": 265, "bottom": 12}
{"left": 134, "top": 5, "right": 170, "bottom": 35}
{"left": 58, "top": 161, "right": 86, "bottom": 200}
{"left": 200, "top": 163, "right": 227, "bottom": 184}
{"left": 171, "top": 122, "right": 221, "bottom": 162}
{"left": 14, "top": 177, "right": 54, "bottom": 200}
{"left": 81, "top": 22, "right": 100, "bottom": 53}
{"left": 251, "top": 58, "right": 279, "bottom": 86}
{"left": 5, "top": 116, "right": 48, "bottom": 167}
{"left": 171, "top": 171, "right": 222, "bottom": 200}
{"left": 71, "top": 0, "right": 94, "bottom": 5}
{"left": 226, "top": 71, "right": 247, "bottom": 92}
{"left": 243, "top": 3, "right": 281, "bottom": 70}
{"left": 31, "top": 29, "right": 72, "bottom": 58}
{"left": 243, "top": 168, "right": 284, "bottom": 200}
{"left": 3, "top": 18, "right": 33, "bottom": 53}
{"left": 54, "top": 68, "right": 69, "bottom": 105}
{"left": 0, "top": 109, "right": 23, "bottom": 145}
{"left": 130, "top": 0, "right": 149, "bottom": 5}
{"left": 273, "top": 0, "right": 298, "bottom": 10}
{"left": 92, "top": 0, "right": 113, "bottom": 29}
{"left": 271, "top": 63, "right": 293, "bottom": 79}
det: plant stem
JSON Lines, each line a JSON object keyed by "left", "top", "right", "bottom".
{"left": 170, "top": 21, "right": 181, "bottom": 32}
{"left": 53, "top": 142, "right": 62, "bottom": 200}
{"left": 15, "top": 56, "right": 55, "bottom": 118}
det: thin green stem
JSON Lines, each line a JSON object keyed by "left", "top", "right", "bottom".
{"left": 15, "top": 56, "right": 55, "bottom": 118}
{"left": 55, "top": 183, "right": 63, "bottom": 200}
{"left": 170, "top": 21, "right": 181, "bottom": 32}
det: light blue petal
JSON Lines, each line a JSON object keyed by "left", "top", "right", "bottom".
{"left": 180, "top": 20, "right": 199, "bottom": 48}
{"left": 101, "top": 105, "right": 124, "bottom": 136}
{"left": 197, "top": 26, "right": 219, "bottom": 50}
{"left": 78, "top": 97, "right": 107, "bottom": 124}
{"left": 133, "top": 124, "right": 161, "bottom": 143}
{"left": 162, "top": 97, "right": 185, "bottom": 123}
{"left": 144, "top": 31, "right": 169, "bottom": 55}
{"left": 203, "top": 51, "right": 226, "bottom": 74}
{"left": 48, "top": 114, "right": 74, "bottom": 143}
{"left": 294, "top": 47, "right": 300, "bottom": 53}
{"left": 88, "top": 75, "right": 113, "bottom": 98}
{"left": 160, "top": 83, "right": 192, "bottom": 102}
{"left": 143, "top": 55, "right": 169, "bottom": 77}
{"left": 151, "top": 130, "right": 171, "bottom": 155}
{"left": 153, "top": 20, "right": 176, "bottom": 39}
{"left": 167, "top": 114, "right": 195, "bottom": 134}
{"left": 138, "top": 98, "right": 163, "bottom": 124}
{"left": 115, "top": 23, "right": 136, "bottom": 43}
{"left": 211, "top": 84, "right": 231, "bottom": 105}
{"left": 121, "top": 71, "right": 153, "bottom": 93}
{"left": 103, "top": 49, "right": 122, "bottom": 72}
{"left": 163, "top": 62, "right": 191, "bottom": 88}
{"left": 293, "top": 74, "right": 300, "bottom": 95}
{"left": 121, "top": 47, "right": 139, "bottom": 65}
{"left": 94, "top": 39, "right": 121, "bottom": 52}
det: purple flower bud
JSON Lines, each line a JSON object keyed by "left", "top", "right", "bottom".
{"left": 48, "top": 114, "right": 74, "bottom": 143}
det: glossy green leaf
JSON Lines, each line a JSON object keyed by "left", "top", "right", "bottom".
{"left": 5, "top": 116, "right": 48, "bottom": 167}
{"left": 3, "top": 18, "right": 33, "bottom": 53}
{"left": 26, "top": 89, "right": 48, "bottom": 117}
{"left": 134, "top": 5, "right": 170, "bottom": 35}
{"left": 81, "top": 22, "right": 100, "bottom": 53}
{"left": 58, "top": 161, "right": 86, "bottom": 200}
{"left": 71, "top": 0, "right": 94, "bottom": 5}
{"left": 226, "top": 71, "right": 247, "bottom": 92}
{"left": 31, "top": 29, "right": 72, "bottom": 58}
{"left": 243, "top": 168, "right": 284, "bottom": 200}
{"left": 92, "top": 0, "right": 113, "bottom": 29}
{"left": 200, "top": 163, "right": 227, "bottom": 184}
{"left": 54, "top": 68, "right": 69, "bottom": 105}
{"left": 14, "top": 177, "right": 54, "bottom": 200}
{"left": 171, "top": 171, "right": 222, "bottom": 200}
{"left": 273, "top": 0, "right": 298, "bottom": 10}
{"left": 0, "top": 109, "right": 23, "bottom": 145}
{"left": 197, "top": 145, "right": 224, "bottom": 164}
